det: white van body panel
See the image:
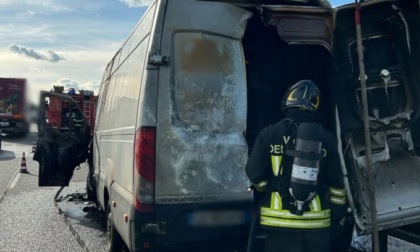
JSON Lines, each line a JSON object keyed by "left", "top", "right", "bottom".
{"left": 93, "top": 0, "right": 255, "bottom": 249}
{"left": 93, "top": 1, "right": 158, "bottom": 246}
{"left": 155, "top": 0, "right": 253, "bottom": 204}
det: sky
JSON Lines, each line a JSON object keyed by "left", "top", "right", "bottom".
{"left": 0, "top": 0, "right": 352, "bottom": 105}
{"left": 0, "top": 0, "right": 152, "bottom": 104}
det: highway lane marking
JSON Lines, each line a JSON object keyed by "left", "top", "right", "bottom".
{"left": 0, "top": 169, "right": 20, "bottom": 203}
{"left": 9, "top": 173, "right": 21, "bottom": 189}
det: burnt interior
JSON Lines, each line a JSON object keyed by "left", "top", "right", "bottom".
{"left": 335, "top": 0, "right": 420, "bottom": 134}
{"left": 242, "top": 10, "right": 335, "bottom": 149}
{"left": 240, "top": 0, "right": 420, "bottom": 233}
{"left": 334, "top": 0, "right": 420, "bottom": 233}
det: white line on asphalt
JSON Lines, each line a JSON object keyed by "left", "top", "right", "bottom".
{"left": 9, "top": 173, "right": 21, "bottom": 189}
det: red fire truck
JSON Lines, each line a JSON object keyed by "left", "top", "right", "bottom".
{"left": 46, "top": 86, "right": 96, "bottom": 134}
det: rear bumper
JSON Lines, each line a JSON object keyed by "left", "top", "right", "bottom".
{"left": 0, "top": 119, "right": 28, "bottom": 134}
{"left": 1, "top": 127, "right": 27, "bottom": 133}
{"left": 130, "top": 201, "right": 252, "bottom": 252}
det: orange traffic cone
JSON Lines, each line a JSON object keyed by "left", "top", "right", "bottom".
{"left": 31, "top": 141, "right": 36, "bottom": 153}
{"left": 20, "top": 152, "right": 29, "bottom": 173}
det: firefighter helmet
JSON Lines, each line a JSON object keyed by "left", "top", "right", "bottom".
{"left": 282, "top": 80, "right": 320, "bottom": 113}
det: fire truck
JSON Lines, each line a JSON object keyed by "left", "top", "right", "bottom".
{"left": 45, "top": 86, "right": 96, "bottom": 134}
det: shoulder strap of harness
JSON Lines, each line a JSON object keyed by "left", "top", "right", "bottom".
{"left": 266, "top": 118, "right": 297, "bottom": 195}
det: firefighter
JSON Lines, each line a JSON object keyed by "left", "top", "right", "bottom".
{"left": 72, "top": 111, "right": 84, "bottom": 135}
{"left": 245, "top": 80, "right": 347, "bottom": 252}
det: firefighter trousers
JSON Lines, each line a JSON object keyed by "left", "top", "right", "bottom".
{"left": 265, "top": 229, "right": 330, "bottom": 252}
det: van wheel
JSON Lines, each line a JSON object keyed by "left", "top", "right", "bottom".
{"left": 106, "top": 202, "right": 124, "bottom": 252}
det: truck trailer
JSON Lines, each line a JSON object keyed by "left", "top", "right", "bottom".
{"left": 0, "top": 78, "right": 29, "bottom": 136}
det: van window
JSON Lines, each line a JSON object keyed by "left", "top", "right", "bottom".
{"left": 111, "top": 50, "right": 121, "bottom": 75}
{"left": 95, "top": 82, "right": 109, "bottom": 131}
{"left": 131, "top": 4, "right": 155, "bottom": 50}
{"left": 119, "top": 34, "right": 133, "bottom": 64}
{"left": 173, "top": 32, "right": 246, "bottom": 133}
{"left": 117, "top": 38, "right": 149, "bottom": 128}
{"left": 96, "top": 60, "right": 114, "bottom": 131}
{"left": 103, "top": 61, "right": 128, "bottom": 130}
{"left": 101, "top": 62, "right": 112, "bottom": 83}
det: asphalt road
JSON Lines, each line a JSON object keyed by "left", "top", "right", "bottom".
{"left": 0, "top": 125, "right": 106, "bottom": 252}
{"left": 1, "top": 124, "right": 420, "bottom": 252}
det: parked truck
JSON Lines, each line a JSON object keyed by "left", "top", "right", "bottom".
{"left": 0, "top": 78, "right": 29, "bottom": 136}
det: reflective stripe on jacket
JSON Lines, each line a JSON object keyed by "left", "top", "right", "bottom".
{"left": 245, "top": 117, "right": 347, "bottom": 231}
{"left": 260, "top": 193, "right": 331, "bottom": 229}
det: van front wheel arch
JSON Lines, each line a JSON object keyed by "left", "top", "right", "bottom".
{"left": 106, "top": 202, "right": 125, "bottom": 252}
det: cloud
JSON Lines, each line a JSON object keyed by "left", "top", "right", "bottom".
{"left": 118, "top": 0, "right": 153, "bottom": 8}
{"left": 0, "top": 0, "right": 70, "bottom": 12}
{"left": 30, "top": 67, "right": 48, "bottom": 73}
{"left": 84, "top": 79, "right": 100, "bottom": 93}
{"left": 7, "top": 43, "right": 66, "bottom": 62}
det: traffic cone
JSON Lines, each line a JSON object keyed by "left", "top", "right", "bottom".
{"left": 31, "top": 141, "right": 36, "bottom": 153}
{"left": 20, "top": 152, "right": 29, "bottom": 173}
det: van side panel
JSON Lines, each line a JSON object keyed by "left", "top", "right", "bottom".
{"left": 94, "top": 1, "right": 157, "bottom": 249}
{"left": 94, "top": 63, "right": 112, "bottom": 208}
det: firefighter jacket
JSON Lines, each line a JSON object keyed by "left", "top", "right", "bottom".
{"left": 245, "top": 112, "right": 347, "bottom": 231}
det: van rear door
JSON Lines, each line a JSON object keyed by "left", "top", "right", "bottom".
{"left": 154, "top": 0, "right": 252, "bottom": 247}
{"left": 35, "top": 92, "right": 90, "bottom": 186}
{"left": 335, "top": 0, "right": 420, "bottom": 234}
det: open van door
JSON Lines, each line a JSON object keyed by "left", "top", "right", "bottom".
{"left": 334, "top": 0, "right": 420, "bottom": 235}
{"left": 34, "top": 91, "right": 91, "bottom": 186}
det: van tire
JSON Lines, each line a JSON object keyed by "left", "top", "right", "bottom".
{"left": 106, "top": 202, "right": 124, "bottom": 252}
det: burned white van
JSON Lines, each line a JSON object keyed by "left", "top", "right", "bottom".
{"left": 35, "top": 0, "right": 420, "bottom": 251}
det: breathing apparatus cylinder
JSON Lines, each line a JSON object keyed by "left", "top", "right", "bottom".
{"left": 288, "top": 122, "right": 323, "bottom": 215}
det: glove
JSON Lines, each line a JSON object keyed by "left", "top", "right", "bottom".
{"left": 251, "top": 180, "right": 268, "bottom": 192}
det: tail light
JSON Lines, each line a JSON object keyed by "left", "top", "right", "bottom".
{"left": 134, "top": 126, "right": 156, "bottom": 213}
{"left": 13, "top": 114, "right": 24, "bottom": 119}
